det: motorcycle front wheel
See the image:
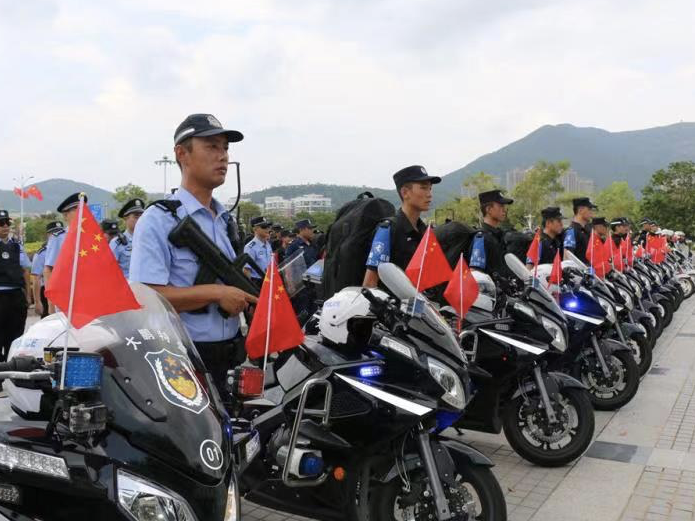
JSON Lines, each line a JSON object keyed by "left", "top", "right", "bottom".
{"left": 575, "top": 349, "right": 640, "bottom": 410}
{"left": 503, "top": 387, "right": 594, "bottom": 467}
{"left": 370, "top": 464, "right": 507, "bottom": 521}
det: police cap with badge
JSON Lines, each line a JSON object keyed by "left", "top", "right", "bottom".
{"left": 0, "top": 210, "right": 11, "bottom": 225}
{"left": 46, "top": 221, "right": 64, "bottom": 235}
{"left": 57, "top": 193, "right": 88, "bottom": 213}
{"left": 541, "top": 206, "right": 563, "bottom": 220}
{"left": 101, "top": 219, "right": 120, "bottom": 234}
{"left": 478, "top": 189, "right": 514, "bottom": 205}
{"left": 174, "top": 113, "right": 244, "bottom": 145}
{"left": 393, "top": 165, "right": 441, "bottom": 190}
{"left": 250, "top": 216, "right": 271, "bottom": 229}
{"left": 610, "top": 217, "right": 629, "bottom": 230}
{"left": 295, "top": 219, "right": 316, "bottom": 230}
{"left": 118, "top": 198, "right": 145, "bottom": 218}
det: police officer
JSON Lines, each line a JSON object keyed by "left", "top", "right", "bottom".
{"left": 286, "top": 219, "right": 319, "bottom": 267}
{"left": 130, "top": 113, "right": 257, "bottom": 391}
{"left": 591, "top": 217, "right": 608, "bottom": 241}
{"left": 31, "top": 221, "right": 64, "bottom": 318}
{"left": 636, "top": 218, "right": 652, "bottom": 246}
{"left": 531, "top": 206, "right": 564, "bottom": 266}
{"left": 44, "top": 193, "right": 87, "bottom": 313}
{"left": 110, "top": 198, "right": 145, "bottom": 278}
{"left": 276, "top": 230, "right": 292, "bottom": 264}
{"left": 102, "top": 219, "right": 120, "bottom": 241}
{"left": 610, "top": 217, "right": 630, "bottom": 248}
{"left": 563, "top": 197, "right": 597, "bottom": 263}
{"left": 270, "top": 223, "right": 283, "bottom": 252}
{"left": 243, "top": 216, "right": 273, "bottom": 279}
{"left": 364, "top": 165, "right": 441, "bottom": 286}
{"left": 0, "top": 210, "right": 32, "bottom": 361}
{"left": 468, "top": 189, "right": 514, "bottom": 280}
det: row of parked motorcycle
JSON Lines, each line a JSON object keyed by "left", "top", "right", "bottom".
{"left": 0, "top": 247, "right": 692, "bottom": 521}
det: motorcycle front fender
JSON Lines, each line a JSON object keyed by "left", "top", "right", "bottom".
{"left": 601, "top": 338, "right": 632, "bottom": 355}
{"left": 621, "top": 321, "right": 647, "bottom": 340}
{"left": 511, "top": 371, "right": 587, "bottom": 401}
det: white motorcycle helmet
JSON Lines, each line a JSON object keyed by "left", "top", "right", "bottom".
{"left": 471, "top": 271, "right": 496, "bottom": 312}
{"left": 319, "top": 287, "right": 389, "bottom": 345}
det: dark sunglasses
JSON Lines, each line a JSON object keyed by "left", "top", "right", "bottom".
{"left": 0, "top": 220, "right": 11, "bottom": 227}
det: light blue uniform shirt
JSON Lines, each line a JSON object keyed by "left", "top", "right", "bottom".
{"left": 31, "top": 246, "right": 47, "bottom": 287}
{"left": 45, "top": 229, "right": 67, "bottom": 268}
{"left": 243, "top": 236, "right": 273, "bottom": 278}
{"left": 129, "top": 187, "right": 240, "bottom": 342}
{"left": 0, "top": 238, "right": 31, "bottom": 291}
{"left": 110, "top": 230, "right": 133, "bottom": 279}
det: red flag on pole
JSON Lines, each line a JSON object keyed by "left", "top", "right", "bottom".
{"left": 443, "top": 254, "right": 478, "bottom": 330}
{"left": 635, "top": 244, "right": 645, "bottom": 258}
{"left": 525, "top": 229, "right": 541, "bottom": 267}
{"left": 587, "top": 230, "right": 608, "bottom": 278}
{"left": 549, "top": 250, "right": 562, "bottom": 289}
{"left": 45, "top": 198, "right": 140, "bottom": 329}
{"left": 245, "top": 256, "right": 304, "bottom": 359}
{"left": 405, "top": 225, "right": 453, "bottom": 291}
{"left": 13, "top": 187, "right": 28, "bottom": 199}
{"left": 26, "top": 185, "right": 43, "bottom": 201}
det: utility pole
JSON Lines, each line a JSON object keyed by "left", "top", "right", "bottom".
{"left": 12, "top": 173, "right": 34, "bottom": 243}
{"left": 154, "top": 155, "right": 176, "bottom": 196}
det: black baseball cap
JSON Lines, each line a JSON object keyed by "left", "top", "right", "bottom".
{"left": 101, "top": 219, "right": 119, "bottom": 233}
{"left": 0, "top": 210, "right": 11, "bottom": 223}
{"left": 393, "top": 165, "right": 441, "bottom": 190}
{"left": 591, "top": 217, "right": 608, "bottom": 227}
{"left": 295, "top": 219, "right": 316, "bottom": 230}
{"left": 174, "top": 114, "right": 243, "bottom": 145}
{"left": 479, "top": 189, "right": 514, "bottom": 205}
{"left": 541, "top": 206, "right": 563, "bottom": 220}
{"left": 572, "top": 197, "right": 598, "bottom": 210}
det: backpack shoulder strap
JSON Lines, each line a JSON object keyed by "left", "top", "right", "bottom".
{"left": 148, "top": 199, "right": 183, "bottom": 221}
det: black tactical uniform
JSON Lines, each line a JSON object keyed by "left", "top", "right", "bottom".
{"left": 468, "top": 190, "right": 514, "bottom": 281}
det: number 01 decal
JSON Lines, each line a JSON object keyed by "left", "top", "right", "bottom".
{"left": 199, "top": 439, "right": 223, "bottom": 470}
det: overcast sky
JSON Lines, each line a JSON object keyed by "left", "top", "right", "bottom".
{"left": 1, "top": 0, "right": 694, "bottom": 201}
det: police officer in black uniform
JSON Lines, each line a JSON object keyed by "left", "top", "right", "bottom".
{"left": 636, "top": 218, "right": 653, "bottom": 246}
{"left": 563, "top": 197, "right": 597, "bottom": 263}
{"left": 285, "top": 219, "right": 320, "bottom": 319}
{"left": 537, "top": 206, "right": 564, "bottom": 265}
{"left": 610, "top": 217, "right": 630, "bottom": 248}
{"left": 0, "top": 210, "right": 32, "bottom": 361}
{"left": 364, "top": 165, "right": 440, "bottom": 287}
{"left": 592, "top": 217, "right": 608, "bottom": 242}
{"left": 468, "top": 189, "right": 514, "bottom": 281}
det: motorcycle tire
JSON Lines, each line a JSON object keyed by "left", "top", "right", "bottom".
{"left": 576, "top": 350, "right": 640, "bottom": 411}
{"left": 638, "top": 316, "right": 657, "bottom": 350}
{"left": 371, "top": 463, "right": 507, "bottom": 521}
{"left": 629, "top": 334, "right": 653, "bottom": 376}
{"left": 680, "top": 277, "right": 695, "bottom": 299}
{"left": 660, "top": 299, "right": 674, "bottom": 328}
{"left": 502, "top": 387, "right": 594, "bottom": 468}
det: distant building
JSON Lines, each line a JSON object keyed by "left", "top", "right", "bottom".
{"left": 578, "top": 178, "right": 596, "bottom": 194}
{"left": 505, "top": 168, "right": 529, "bottom": 191}
{"left": 264, "top": 196, "right": 293, "bottom": 218}
{"left": 291, "top": 193, "right": 332, "bottom": 214}
{"left": 504, "top": 167, "right": 596, "bottom": 194}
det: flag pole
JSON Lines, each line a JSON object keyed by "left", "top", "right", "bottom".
{"left": 457, "top": 253, "right": 463, "bottom": 333}
{"left": 416, "top": 226, "right": 430, "bottom": 292}
{"left": 59, "top": 194, "right": 85, "bottom": 390}
{"left": 533, "top": 229, "right": 540, "bottom": 282}
{"left": 260, "top": 256, "right": 274, "bottom": 391}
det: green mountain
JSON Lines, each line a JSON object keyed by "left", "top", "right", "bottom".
{"left": 438, "top": 122, "right": 695, "bottom": 204}
{"left": 0, "top": 178, "right": 117, "bottom": 215}
{"left": 242, "top": 184, "right": 401, "bottom": 209}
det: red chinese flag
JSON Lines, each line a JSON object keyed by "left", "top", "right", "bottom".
{"left": 444, "top": 254, "right": 478, "bottom": 323}
{"left": 647, "top": 235, "right": 666, "bottom": 264}
{"left": 45, "top": 202, "right": 140, "bottom": 328}
{"left": 549, "top": 250, "right": 563, "bottom": 288}
{"left": 13, "top": 187, "right": 28, "bottom": 199}
{"left": 27, "top": 185, "right": 43, "bottom": 201}
{"left": 245, "top": 257, "right": 304, "bottom": 359}
{"left": 526, "top": 229, "right": 541, "bottom": 266}
{"left": 587, "top": 231, "right": 608, "bottom": 278}
{"left": 635, "top": 244, "right": 645, "bottom": 258}
{"left": 405, "top": 225, "right": 453, "bottom": 291}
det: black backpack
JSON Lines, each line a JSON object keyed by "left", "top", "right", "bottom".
{"left": 322, "top": 192, "right": 396, "bottom": 300}
{"left": 433, "top": 221, "right": 477, "bottom": 269}
{"left": 504, "top": 230, "right": 534, "bottom": 263}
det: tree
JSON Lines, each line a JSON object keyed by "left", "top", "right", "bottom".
{"left": 24, "top": 214, "right": 59, "bottom": 243}
{"left": 508, "top": 161, "right": 569, "bottom": 229}
{"left": 237, "top": 201, "right": 262, "bottom": 229}
{"left": 641, "top": 161, "right": 695, "bottom": 236}
{"left": 594, "top": 182, "right": 639, "bottom": 222}
{"left": 114, "top": 184, "right": 148, "bottom": 205}
{"left": 294, "top": 211, "right": 336, "bottom": 232}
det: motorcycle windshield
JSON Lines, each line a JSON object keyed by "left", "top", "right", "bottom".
{"left": 377, "top": 263, "right": 463, "bottom": 362}
{"left": 46, "top": 283, "right": 227, "bottom": 485}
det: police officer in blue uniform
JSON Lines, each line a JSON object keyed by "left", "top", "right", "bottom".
{"left": 110, "top": 198, "right": 145, "bottom": 278}
{"left": 0, "top": 210, "right": 32, "bottom": 361}
{"left": 243, "top": 216, "right": 273, "bottom": 279}
{"left": 44, "top": 193, "right": 87, "bottom": 314}
{"left": 31, "top": 221, "right": 63, "bottom": 318}
{"left": 130, "top": 113, "right": 257, "bottom": 390}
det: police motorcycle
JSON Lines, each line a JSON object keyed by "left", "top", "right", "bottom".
{"left": 236, "top": 263, "right": 507, "bottom": 521}
{"left": 625, "top": 258, "right": 669, "bottom": 339}
{"left": 671, "top": 249, "right": 695, "bottom": 298}
{"left": 449, "top": 254, "right": 595, "bottom": 468}
{"left": 0, "top": 283, "right": 244, "bottom": 521}
{"left": 633, "top": 256, "right": 679, "bottom": 330}
{"left": 540, "top": 253, "right": 641, "bottom": 410}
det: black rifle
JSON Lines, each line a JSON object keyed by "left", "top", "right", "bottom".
{"left": 168, "top": 215, "right": 263, "bottom": 317}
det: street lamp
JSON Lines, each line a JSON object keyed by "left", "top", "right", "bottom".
{"left": 154, "top": 155, "right": 176, "bottom": 195}
{"left": 12, "top": 174, "right": 34, "bottom": 243}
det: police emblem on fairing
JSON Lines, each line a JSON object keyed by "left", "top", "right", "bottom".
{"left": 145, "top": 349, "right": 209, "bottom": 414}
{"left": 1, "top": 252, "right": 8, "bottom": 260}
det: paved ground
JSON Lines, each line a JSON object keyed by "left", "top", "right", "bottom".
{"left": 20, "top": 296, "right": 695, "bottom": 520}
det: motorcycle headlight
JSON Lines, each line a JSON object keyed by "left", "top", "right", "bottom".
{"left": 513, "top": 302, "right": 537, "bottom": 321}
{"left": 540, "top": 316, "right": 567, "bottom": 352}
{"left": 618, "top": 289, "right": 634, "bottom": 311}
{"left": 118, "top": 469, "right": 198, "bottom": 521}
{"left": 597, "top": 297, "right": 616, "bottom": 323}
{"left": 427, "top": 357, "right": 465, "bottom": 410}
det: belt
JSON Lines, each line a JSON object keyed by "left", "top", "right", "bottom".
{"left": 194, "top": 333, "right": 243, "bottom": 349}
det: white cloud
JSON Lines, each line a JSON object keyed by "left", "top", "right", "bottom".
{"left": 1, "top": 0, "right": 694, "bottom": 202}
